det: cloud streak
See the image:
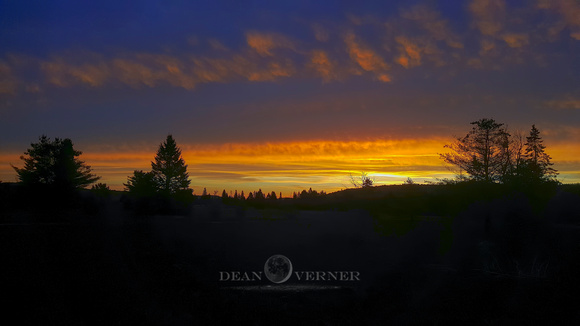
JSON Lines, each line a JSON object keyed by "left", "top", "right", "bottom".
{"left": 246, "top": 31, "right": 295, "bottom": 56}
{"left": 0, "top": 0, "right": 578, "bottom": 95}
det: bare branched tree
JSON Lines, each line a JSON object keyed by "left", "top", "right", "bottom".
{"left": 349, "top": 171, "right": 375, "bottom": 188}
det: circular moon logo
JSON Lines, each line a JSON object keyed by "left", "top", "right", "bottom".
{"left": 264, "top": 254, "right": 293, "bottom": 284}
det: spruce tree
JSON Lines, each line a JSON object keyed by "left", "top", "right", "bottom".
{"left": 124, "top": 170, "right": 158, "bottom": 197}
{"left": 151, "top": 135, "right": 191, "bottom": 195}
{"left": 12, "top": 135, "right": 99, "bottom": 190}
{"left": 524, "top": 125, "right": 557, "bottom": 182}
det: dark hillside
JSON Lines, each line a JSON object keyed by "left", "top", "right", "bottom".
{"left": 1, "top": 183, "right": 579, "bottom": 324}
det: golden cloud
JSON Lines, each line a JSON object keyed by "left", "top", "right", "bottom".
{"left": 501, "top": 33, "right": 529, "bottom": 48}
{"left": 41, "top": 59, "right": 111, "bottom": 87}
{"left": 377, "top": 74, "right": 391, "bottom": 83}
{"left": 5, "top": 1, "right": 579, "bottom": 95}
{"left": 191, "top": 57, "right": 229, "bottom": 83}
{"left": 247, "top": 60, "right": 295, "bottom": 81}
{"left": 245, "top": 31, "right": 295, "bottom": 56}
{"left": 308, "top": 50, "right": 336, "bottom": 81}
{"left": 545, "top": 98, "right": 580, "bottom": 110}
{"left": 112, "top": 58, "right": 167, "bottom": 88}
{"left": 395, "top": 37, "right": 422, "bottom": 68}
{"left": 537, "top": 0, "right": 580, "bottom": 40}
{"left": 344, "top": 32, "right": 389, "bottom": 73}
{"left": 396, "top": 55, "right": 410, "bottom": 68}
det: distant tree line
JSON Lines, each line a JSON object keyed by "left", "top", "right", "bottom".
{"left": 124, "top": 134, "right": 192, "bottom": 198}
{"left": 9, "top": 119, "right": 559, "bottom": 212}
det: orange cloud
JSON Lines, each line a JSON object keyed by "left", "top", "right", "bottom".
{"left": 112, "top": 58, "right": 165, "bottom": 88}
{"left": 377, "top": 74, "right": 391, "bottom": 83}
{"left": 396, "top": 56, "right": 410, "bottom": 68}
{"left": 245, "top": 31, "right": 295, "bottom": 56}
{"left": 537, "top": 0, "right": 580, "bottom": 40}
{"left": 191, "top": 57, "right": 230, "bottom": 83}
{"left": 308, "top": 50, "right": 336, "bottom": 81}
{"left": 41, "top": 59, "right": 111, "bottom": 87}
{"left": 344, "top": 32, "right": 389, "bottom": 72}
{"left": 469, "top": 0, "right": 506, "bottom": 36}
{"left": 247, "top": 61, "right": 295, "bottom": 81}
{"left": 193, "top": 54, "right": 296, "bottom": 83}
{"left": 111, "top": 55, "right": 198, "bottom": 89}
{"left": 501, "top": 33, "right": 529, "bottom": 48}
{"left": 545, "top": 98, "right": 580, "bottom": 110}
{"left": 395, "top": 37, "right": 422, "bottom": 68}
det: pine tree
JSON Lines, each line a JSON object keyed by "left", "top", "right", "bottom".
{"left": 124, "top": 170, "right": 158, "bottom": 197}
{"left": 151, "top": 135, "right": 190, "bottom": 195}
{"left": 12, "top": 135, "right": 99, "bottom": 190}
{"left": 524, "top": 125, "right": 557, "bottom": 182}
{"left": 255, "top": 189, "right": 265, "bottom": 200}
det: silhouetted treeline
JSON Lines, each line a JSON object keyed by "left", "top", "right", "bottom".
{"left": 3, "top": 120, "right": 571, "bottom": 218}
{"left": 441, "top": 119, "right": 559, "bottom": 185}
{"left": 121, "top": 135, "right": 194, "bottom": 215}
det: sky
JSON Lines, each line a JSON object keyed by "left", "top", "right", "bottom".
{"left": 1, "top": 0, "right": 579, "bottom": 195}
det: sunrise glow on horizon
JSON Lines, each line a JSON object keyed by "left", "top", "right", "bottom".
{"left": 2, "top": 136, "right": 579, "bottom": 195}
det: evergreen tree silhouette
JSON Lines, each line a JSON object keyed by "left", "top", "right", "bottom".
{"left": 124, "top": 170, "right": 158, "bottom": 197}
{"left": 524, "top": 125, "right": 558, "bottom": 182}
{"left": 255, "top": 189, "right": 265, "bottom": 200}
{"left": 151, "top": 135, "right": 190, "bottom": 195}
{"left": 12, "top": 135, "right": 99, "bottom": 190}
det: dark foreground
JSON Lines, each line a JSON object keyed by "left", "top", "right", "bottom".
{"left": 2, "top": 187, "right": 580, "bottom": 325}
